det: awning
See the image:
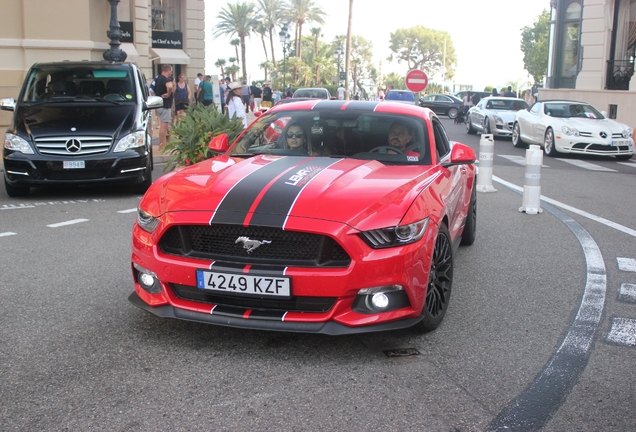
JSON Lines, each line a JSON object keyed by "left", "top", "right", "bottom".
{"left": 150, "top": 48, "right": 190, "bottom": 65}
{"left": 120, "top": 43, "right": 139, "bottom": 63}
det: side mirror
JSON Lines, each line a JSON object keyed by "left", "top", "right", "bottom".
{"left": 144, "top": 95, "right": 163, "bottom": 110}
{"left": 209, "top": 133, "right": 229, "bottom": 153}
{"left": 0, "top": 97, "right": 16, "bottom": 112}
{"left": 442, "top": 143, "right": 476, "bottom": 167}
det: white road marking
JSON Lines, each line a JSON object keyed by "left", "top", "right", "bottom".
{"left": 607, "top": 317, "right": 636, "bottom": 347}
{"left": 1, "top": 199, "right": 106, "bottom": 210}
{"left": 617, "top": 161, "right": 636, "bottom": 168}
{"left": 118, "top": 208, "right": 137, "bottom": 214}
{"left": 617, "top": 257, "right": 636, "bottom": 272}
{"left": 47, "top": 219, "right": 89, "bottom": 228}
{"left": 498, "top": 154, "right": 549, "bottom": 167}
{"left": 619, "top": 283, "right": 636, "bottom": 303}
{"left": 491, "top": 174, "right": 636, "bottom": 238}
{"left": 0, "top": 232, "right": 17, "bottom": 237}
{"left": 558, "top": 159, "right": 617, "bottom": 172}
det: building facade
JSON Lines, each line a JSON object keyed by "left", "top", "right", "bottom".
{"left": 542, "top": 0, "right": 636, "bottom": 127}
{"left": 0, "top": 0, "right": 205, "bottom": 127}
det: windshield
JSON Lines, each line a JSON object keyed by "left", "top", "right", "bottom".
{"left": 485, "top": 99, "right": 529, "bottom": 111}
{"left": 21, "top": 65, "right": 136, "bottom": 103}
{"left": 385, "top": 91, "right": 415, "bottom": 102}
{"left": 293, "top": 89, "right": 329, "bottom": 99}
{"left": 228, "top": 109, "right": 432, "bottom": 165}
{"left": 544, "top": 103, "right": 605, "bottom": 119}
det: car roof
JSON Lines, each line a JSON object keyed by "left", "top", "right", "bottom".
{"left": 269, "top": 99, "right": 433, "bottom": 118}
{"left": 31, "top": 61, "right": 133, "bottom": 68}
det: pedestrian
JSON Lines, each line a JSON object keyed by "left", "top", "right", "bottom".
{"left": 226, "top": 81, "right": 247, "bottom": 129}
{"left": 173, "top": 73, "right": 191, "bottom": 120}
{"left": 377, "top": 90, "right": 385, "bottom": 101}
{"left": 154, "top": 64, "right": 174, "bottom": 152}
{"left": 285, "top": 84, "right": 293, "bottom": 98}
{"left": 198, "top": 75, "right": 213, "bottom": 106}
{"left": 337, "top": 84, "right": 345, "bottom": 100}
{"left": 241, "top": 80, "right": 251, "bottom": 112}
{"left": 273, "top": 88, "right": 281, "bottom": 103}
{"left": 261, "top": 82, "right": 273, "bottom": 108}
{"left": 504, "top": 86, "right": 516, "bottom": 97}
{"left": 193, "top": 73, "right": 203, "bottom": 102}
{"left": 220, "top": 77, "right": 231, "bottom": 113}
{"left": 250, "top": 81, "right": 262, "bottom": 111}
{"left": 491, "top": 88, "right": 499, "bottom": 97}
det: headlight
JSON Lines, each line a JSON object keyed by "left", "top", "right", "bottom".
{"left": 4, "top": 133, "right": 34, "bottom": 154}
{"left": 137, "top": 207, "right": 160, "bottom": 233}
{"left": 360, "top": 217, "right": 429, "bottom": 249}
{"left": 622, "top": 129, "right": 633, "bottom": 139}
{"left": 493, "top": 115, "right": 504, "bottom": 123}
{"left": 114, "top": 131, "right": 146, "bottom": 152}
{"left": 561, "top": 125, "right": 579, "bottom": 137}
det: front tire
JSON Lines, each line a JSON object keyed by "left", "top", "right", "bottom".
{"left": 544, "top": 127, "right": 559, "bottom": 157}
{"left": 483, "top": 117, "right": 491, "bottom": 134}
{"left": 132, "top": 165, "right": 152, "bottom": 194}
{"left": 448, "top": 108, "right": 458, "bottom": 119}
{"left": 460, "top": 184, "right": 477, "bottom": 246}
{"left": 412, "top": 224, "right": 453, "bottom": 333}
{"left": 466, "top": 118, "right": 476, "bottom": 135}
{"left": 512, "top": 122, "right": 525, "bottom": 148}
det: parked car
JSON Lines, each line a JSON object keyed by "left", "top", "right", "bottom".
{"left": 512, "top": 100, "right": 634, "bottom": 159}
{"left": 383, "top": 90, "right": 417, "bottom": 105}
{"left": 419, "top": 94, "right": 462, "bottom": 119}
{"left": 466, "top": 97, "right": 529, "bottom": 137}
{"left": 1, "top": 61, "right": 162, "bottom": 197}
{"left": 453, "top": 91, "right": 491, "bottom": 103}
{"left": 129, "top": 100, "right": 477, "bottom": 335}
{"left": 292, "top": 87, "right": 331, "bottom": 99}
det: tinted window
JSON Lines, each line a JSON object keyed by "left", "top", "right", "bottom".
{"left": 385, "top": 91, "right": 415, "bottom": 102}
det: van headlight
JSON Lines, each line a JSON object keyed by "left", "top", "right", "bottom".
{"left": 114, "top": 131, "right": 146, "bottom": 152}
{"left": 4, "top": 133, "right": 34, "bottom": 154}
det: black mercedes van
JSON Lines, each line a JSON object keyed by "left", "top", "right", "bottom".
{"left": 1, "top": 61, "right": 163, "bottom": 197}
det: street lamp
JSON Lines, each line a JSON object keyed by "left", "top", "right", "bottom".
{"left": 333, "top": 46, "right": 344, "bottom": 86}
{"left": 279, "top": 24, "right": 291, "bottom": 93}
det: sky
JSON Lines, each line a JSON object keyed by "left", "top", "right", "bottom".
{"left": 205, "top": 0, "right": 550, "bottom": 92}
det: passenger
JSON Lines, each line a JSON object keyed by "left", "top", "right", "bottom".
{"left": 333, "top": 126, "right": 361, "bottom": 155}
{"left": 387, "top": 120, "right": 419, "bottom": 157}
{"left": 283, "top": 123, "right": 315, "bottom": 154}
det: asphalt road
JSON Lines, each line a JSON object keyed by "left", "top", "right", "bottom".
{"left": 0, "top": 117, "right": 634, "bottom": 431}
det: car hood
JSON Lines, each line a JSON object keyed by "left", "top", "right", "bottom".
{"left": 143, "top": 155, "right": 441, "bottom": 230}
{"left": 555, "top": 117, "right": 629, "bottom": 132}
{"left": 14, "top": 103, "right": 136, "bottom": 139}
{"left": 487, "top": 109, "right": 518, "bottom": 120}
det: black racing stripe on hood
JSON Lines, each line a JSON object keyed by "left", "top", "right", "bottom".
{"left": 210, "top": 157, "right": 305, "bottom": 224}
{"left": 247, "top": 158, "right": 338, "bottom": 228}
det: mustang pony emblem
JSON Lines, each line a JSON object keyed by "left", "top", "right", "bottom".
{"left": 235, "top": 236, "right": 272, "bottom": 253}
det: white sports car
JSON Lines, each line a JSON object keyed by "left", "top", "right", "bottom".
{"left": 466, "top": 97, "right": 529, "bottom": 137}
{"left": 512, "top": 100, "right": 634, "bottom": 160}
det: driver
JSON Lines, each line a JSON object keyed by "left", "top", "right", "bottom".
{"left": 388, "top": 120, "right": 418, "bottom": 157}
{"left": 284, "top": 123, "right": 312, "bottom": 153}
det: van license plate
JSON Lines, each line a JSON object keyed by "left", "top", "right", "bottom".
{"left": 63, "top": 161, "right": 85, "bottom": 169}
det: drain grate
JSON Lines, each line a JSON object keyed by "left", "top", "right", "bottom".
{"left": 382, "top": 347, "right": 420, "bottom": 357}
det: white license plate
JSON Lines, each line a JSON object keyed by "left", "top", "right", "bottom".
{"left": 63, "top": 160, "right": 85, "bottom": 169}
{"left": 611, "top": 140, "right": 629, "bottom": 147}
{"left": 196, "top": 270, "right": 290, "bottom": 297}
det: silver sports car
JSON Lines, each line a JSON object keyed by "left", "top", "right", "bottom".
{"left": 466, "top": 97, "right": 529, "bottom": 137}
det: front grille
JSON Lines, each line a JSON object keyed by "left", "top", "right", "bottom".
{"left": 171, "top": 283, "right": 336, "bottom": 312}
{"left": 571, "top": 143, "right": 630, "bottom": 152}
{"left": 160, "top": 225, "right": 351, "bottom": 267}
{"left": 45, "top": 168, "right": 109, "bottom": 180}
{"left": 35, "top": 136, "right": 112, "bottom": 156}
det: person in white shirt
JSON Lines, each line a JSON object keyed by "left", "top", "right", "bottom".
{"left": 226, "top": 81, "right": 247, "bottom": 128}
{"left": 193, "top": 73, "right": 202, "bottom": 102}
{"left": 337, "top": 84, "right": 345, "bottom": 100}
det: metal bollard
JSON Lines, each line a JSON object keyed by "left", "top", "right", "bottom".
{"left": 476, "top": 134, "right": 497, "bottom": 193}
{"left": 519, "top": 145, "right": 543, "bottom": 214}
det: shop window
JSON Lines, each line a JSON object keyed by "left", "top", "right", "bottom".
{"left": 151, "top": 0, "right": 181, "bottom": 32}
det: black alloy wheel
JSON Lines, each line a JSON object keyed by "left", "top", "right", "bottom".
{"left": 413, "top": 224, "right": 453, "bottom": 333}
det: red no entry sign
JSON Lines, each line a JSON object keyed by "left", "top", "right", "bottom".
{"left": 405, "top": 69, "right": 428, "bottom": 92}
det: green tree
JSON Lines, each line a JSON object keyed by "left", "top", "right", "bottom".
{"left": 214, "top": 58, "right": 227, "bottom": 77}
{"left": 213, "top": 2, "right": 257, "bottom": 82}
{"left": 520, "top": 9, "right": 550, "bottom": 85}
{"left": 284, "top": 0, "right": 326, "bottom": 60}
{"left": 256, "top": 0, "right": 283, "bottom": 66}
{"left": 230, "top": 39, "right": 241, "bottom": 69}
{"left": 388, "top": 26, "right": 457, "bottom": 80}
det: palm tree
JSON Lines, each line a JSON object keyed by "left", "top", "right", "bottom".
{"left": 344, "top": 0, "right": 353, "bottom": 99}
{"left": 226, "top": 64, "right": 240, "bottom": 81}
{"left": 213, "top": 2, "right": 257, "bottom": 82}
{"left": 259, "top": 60, "right": 274, "bottom": 82}
{"left": 254, "top": 23, "right": 270, "bottom": 62}
{"left": 256, "top": 0, "right": 283, "bottom": 66}
{"left": 309, "top": 27, "right": 321, "bottom": 85}
{"left": 230, "top": 38, "right": 241, "bottom": 70}
{"left": 215, "top": 58, "right": 227, "bottom": 77}
{"left": 284, "top": 0, "right": 326, "bottom": 60}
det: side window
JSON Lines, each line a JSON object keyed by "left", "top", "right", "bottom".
{"left": 137, "top": 70, "right": 149, "bottom": 100}
{"left": 432, "top": 119, "right": 451, "bottom": 161}
{"left": 530, "top": 103, "right": 541, "bottom": 114}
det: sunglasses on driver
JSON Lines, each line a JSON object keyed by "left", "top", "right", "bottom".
{"left": 286, "top": 132, "right": 304, "bottom": 139}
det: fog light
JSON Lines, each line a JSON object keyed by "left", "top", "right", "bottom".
{"left": 371, "top": 292, "right": 390, "bottom": 309}
{"left": 139, "top": 273, "right": 155, "bottom": 287}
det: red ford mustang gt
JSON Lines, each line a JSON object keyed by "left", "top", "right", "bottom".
{"left": 129, "top": 100, "right": 477, "bottom": 335}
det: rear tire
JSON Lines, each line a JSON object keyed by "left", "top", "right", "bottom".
{"left": 448, "top": 108, "right": 458, "bottom": 119}
{"left": 4, "top": 177, "right": 30, "bottom": 198}
{"left": 412, "top": 224, "right": 453, "bottom": 333}
{"left": 512, "top": 122, "right": 525, "bottom": 148}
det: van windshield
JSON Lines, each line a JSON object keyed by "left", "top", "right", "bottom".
{"left": 21, "top": 65, "right": 136, "bottom": 103}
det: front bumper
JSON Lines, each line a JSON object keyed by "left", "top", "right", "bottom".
{"left": 555, "top": 138, "right": 634, "bottom": 156}
{"left": 3, "top": 148, "right": 150, "bottom": 187}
